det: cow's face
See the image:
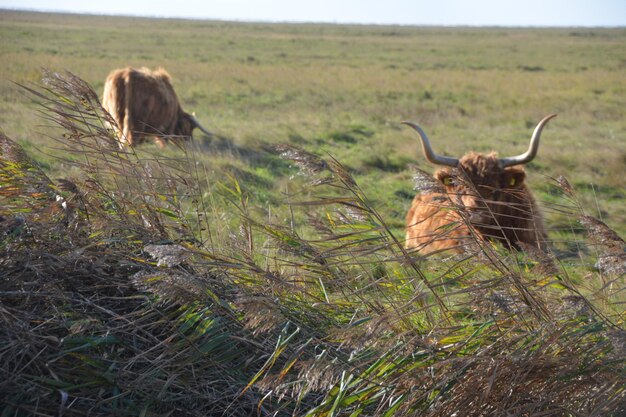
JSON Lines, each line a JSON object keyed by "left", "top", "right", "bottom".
{"left": 434, "top": 152, "right": 527, "bottom": 226}
{"left": 174, "top": 113, "right": 196, "bottom": 140}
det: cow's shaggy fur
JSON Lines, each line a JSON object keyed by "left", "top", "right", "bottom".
{"left": 405, "top": 152, "right": 547, "bottom": 253}
{"left": 102, "top": 67, "right": 198, "bottom": 147}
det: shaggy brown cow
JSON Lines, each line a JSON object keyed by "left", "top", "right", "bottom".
{"left": 102, "top": 67, "right": 211, "bottom": 147}
{"left": 404, "top": 114, "right": 556, "bottom": 254}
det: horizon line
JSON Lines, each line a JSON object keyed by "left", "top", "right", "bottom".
{"left": 2, "top": 7, "right": 625, "bottom": 29}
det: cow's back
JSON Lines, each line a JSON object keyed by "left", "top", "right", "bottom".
{"left": 128, "top": 68, "right": 181, "bottom": 136}
{"left": 102, "top": 67, "right": 182, "bottom": 146}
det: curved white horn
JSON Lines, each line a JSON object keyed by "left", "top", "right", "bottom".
{"left": 190, "top": 115, "right": 213, "bottom": 137}
{"left": 402, "top": 121, "right": 459, "bottom": 167}
{"left": 499, "top": 114, "right": 557, "bottom": 167}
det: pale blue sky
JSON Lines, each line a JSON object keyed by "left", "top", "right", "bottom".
{"left": 1, "top": 0, "right": 624, "bottom": 26}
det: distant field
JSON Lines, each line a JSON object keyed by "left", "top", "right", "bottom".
{"left": 1, "top": 10, "right": 625, "bottom": 237}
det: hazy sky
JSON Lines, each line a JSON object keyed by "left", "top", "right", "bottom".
{"left": 1, "top": 0, "right": 624, "bottom": 26}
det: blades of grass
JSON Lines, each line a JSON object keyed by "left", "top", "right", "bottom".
{"left": 242, "top": 322, "right": 300, "bottom": 395}
{"left": 382, "top": 393, "right": 408, "bottom": 417}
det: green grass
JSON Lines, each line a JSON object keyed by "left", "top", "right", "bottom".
{"left": 1, "top": 10, "right": 625, "bottom": 238}
{"left": 0, "top": 10, "right": 625, "bottom": 416}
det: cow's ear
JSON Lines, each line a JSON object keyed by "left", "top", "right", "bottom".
{"left": 504, "top": 170, "right": 525, "bottom": 188}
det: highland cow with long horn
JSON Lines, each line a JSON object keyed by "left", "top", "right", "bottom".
{"left": 102, "top": 67, "right": 212, "bottom": 148}
{"left": 404, "top": 114, "right": 556, "bottom": 253}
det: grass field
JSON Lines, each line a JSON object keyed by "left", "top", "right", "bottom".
{"left": 0, "top": 10, "right": 625, "bottom": 416}
{"left": 1, "top": 10, "right": 625, "bottom": 236}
